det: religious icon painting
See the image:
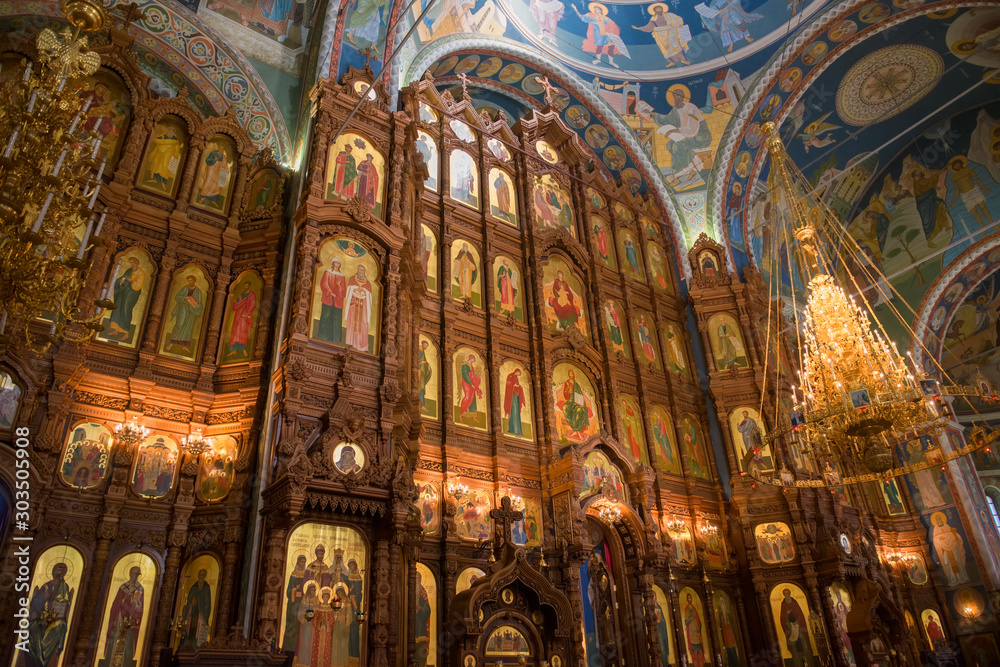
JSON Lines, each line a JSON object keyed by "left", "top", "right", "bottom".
{"left": 454, "top": 489, "right": 492, "bottom": 541}
{"left": 450, "top": 119, "right": 476, "bottom": 143}
{"left": 641, "top": 215, "right": 659, "bottom": 237}
{"left": 79, "top": 68, "right": 131, "bottom": 168}
{"left": 0, "top": 369, "right": 21, "bottom": 430}
{"left": 679, "top": 414, "right": 710, "bottom": 480}
{"left": 451, "top": 240, "right": 482, "bottom": 308}
{"left": 921, "top": 609, "right": 946, "bottom": 649}
{"left": 219, "top": 270, "right": 263, "bottom": 365}
{"left": 60, "top": 422, "right": 112, "bottom": 490}
{"left": 591, "top": 217, "right": 617, "bottom": 269}
{"left": 278, "top": 523, "right": 367, "bottom": 663}
{"left": 414, "top": 563, "right": 437, "bottom": 666}
{"left": 190, "top": 133, "right": 237, "bottom": 215}
{"left": 670, "top": 520, "right": 695, "bottom": 566}
{"left": 485, "top": 625, "right": 530, "bottom": 656}
{"left": 541, "top": 256, "right": 588, "bottom": 338}
{"left": 488, "top": 168, "right": 517, "bottom": 226}
{"left": 678, "top": 587, "right": 712, "bottom": 667}
{"left": 552, "top": 362, "right": 601, "bottom": 445}
{"left": 535, "top": 139, "right": 559, "bottom": 164}
{"left": 922, "top": 508, "right": 977, "bottom": 587}
{"left": 880, "top": 478, "right": 907, "bottom": 516}
{"left": 729, "top": 406, "right": 773, "bottom": 473}
{"left": 415, "top": 130, "right": 439, "bottom": 191}
{"left": 603, "top": 299, "right": 630, "bottom": 359}
{"left": 618, "top": 229, "right": 645, "bottom": 283}
{"left": 619, "top": 394, "right": 648, "bottom": 465}
{"left": 714, "top": 591, "right": 745, "bottom": 667}
{"left": 417, "top": 334, "right": 439, "bottom": 420}
{"left": 171, "top": 554, "right": 221, "bottom": 651}
{"left": 906, "top": 553, "right": 929, "bottom": 585}
{"left": 588, "top": 189, "right": 606, "bottom": 210}
{"left": 579, "top": 451, "right": 626, "bottom": 499}
{"left": 646, "top": 241, "right": 671, "bottom": 292}
{"left": 453, "top": 347, "right": 490, "bottom": 432}
{"left": 770, "top": 584, "right": 819, "bottom": 665}
{"left": 352, "top": 81, "right": 376, "bottom": 101}
{"left": 533, "top": 174, "right": 576, "bottom": 237}
{"left": 612, "top": 201, "right": 632, "bottom": 223}
{"left": 93, "top": 551, "right": 158, "bottom": 667}
{"left": 96, "top": 248, "right": 156, "bottom": 348}
{"left": 418, "top": 102, "right": 438, "bottom": 123}
{"left": 487, "top": 137, "right": 511, "bottom": 162}
{"left": 332, "top": 442, "right": 366, "bottom": 475}
{"left": 456, "top": 567, "right": 485, "bottom": 594}
{"left": 708, "top": 313, "right": 749, "bottom": 372}
{"left": 247, "top": 168, "right": 281, "bottom": 211}
{"left": 697, "top": 250, "right": 719, "bottom": 278}
{"left": 754, "top": 523, "right": 795, "bottom": 563}
{"left": 136, "top": 115, "right": 188, "bottom": 197}
{"left": 514, "top": 497, "right": 542, "bottom": 547}
{"left": 325, "top": 133, "right": 386, "bottom": 218}
{"left": 415, "top": 480, "right": 440, "bottom": 535}
{"left": 499, "top": 359, "right": 533, "bottom": 441}
{"left": 157, "top": 266, "right": 211, "bottom": 361}
{"left": 131, "top": 435, "right": 179, "bottom": 499}
{"left": 648, "top": 405, "right": 681, "bottom": 476}
{"left": 827, "top": 583, "right": 855, "bottom": 667}
{"left": 663, "top": 323, "right": 690, "bottom": 380}
{"left": 633, "top": 311, "right": 661, "bottom": 369}
{"left": 651, "top": 585, "right": 675, "bottom": 665}
{"left": 197, "top": 435, "right": 236, "bottom": 502}
{"left": 493, "top": 256, "right": 524, "bottom": 322}
{"left": 18, "top": 544, "right": 85, "bottom": 667}
{"left": 420, "top": 224, "right": 438, "bottom": 293}
{"left": 311, "top": 236, "right": 382, "bottom": 354}
{"left": 449, "top": 149, "right": 480, "bottom": 209}
{"left": 960, "top": 634, "right": 1000, "bottom": 666}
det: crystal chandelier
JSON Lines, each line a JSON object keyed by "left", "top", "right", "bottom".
{"left": 597, "top": 502, "right": 621, "bottom": 525}
{"left": 181, "top": 428, "right": 214, "bottom": 456}
{"left": 115, "top": 416, "right": 148, "bottom": 449}
{"left": 446, "top": 476, "right": 469, "bottom": 500}
{"left": 756, "top": 123, "right": 985, "bottom": 483}
{"left": 0, "top": 0, "right": 115, "bottom": 352}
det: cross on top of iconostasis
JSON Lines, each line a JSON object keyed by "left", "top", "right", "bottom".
{"left": 490, "top": 496, "right": 524, "bottom": 546}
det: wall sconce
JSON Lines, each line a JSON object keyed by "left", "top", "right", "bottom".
{"left": 447, "top": 476, "right": 469, "bottom": 500}
{"left": 181, "top": 427, "right": 213, "bottom": 456}
{"left": 114, "top": 416, "right": 148, "bottom": 449}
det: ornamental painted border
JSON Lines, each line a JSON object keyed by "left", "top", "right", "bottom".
{"left": 0, "top": 0, "right": 292, "bottom": 160}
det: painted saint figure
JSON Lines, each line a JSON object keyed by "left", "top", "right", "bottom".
{"left": 698, "top": 0, "right": 762, "bottom": 53}
{"left": 104, "top": 257, "right": 146, "bottom": 341}
{"left": 168, "top": 275, "right": 204, "bottom": 355}
{"left": 454, "top": 243, "right": 478, "bottom": 302}
{"left": 651, "top": 87, "right": 713, "bottom": 187}
{"left": 418, "top": 340, "right": 432, "bottom": 412}
{"left": 195, "top": 143, "right": 231, "bottom": 209}
{"left": 736, "top": 410, "right": 761, "bottom": 459}
{"left": 329, "top": 144, "right": 358, "bottom": 198}
{"left": 98, "top": 567, "right": 144, "bottom": 667}
{"left": 637, "top": 315, "right": 656, "bottom": 363}
{"left": 529, "top": 0, "right": 564, "bottom": 45}
{"left": 227, "top": 280, "right": 257, "bottom": 360}
{"left": 459, "top": 354, "right": 484, "bottom": 421}
{"left": 343, "top": 266, "right": 374, "bottom": 352}
{"left": 496, "top": 260, "right": 517, "bottom": 315}
{"left": 319, "top": 258, "right": 347, "bottom": 344}
{"left": 683, "top": 593, "right": 705, "bottom": 666}
{"left": 623, "top": 235, "right": 642, "bottom": 279}
{"left": 179, "top": 569, "right": 212, "bottom": 650}
{"left": 572, "top": 2, "right": 629, "bottom": 66}
{"left": 491, "top": 171, "right": 514, "bottom": 224}
{"left": 716, "top": 319, "right": 746, "bottom": 370}
{"left": 548, "top": 270, "right": 581, "bottom": 331}
{"left": 556, "top": 369, "right": 593, "bottom": 439}
{"left": 357, "top": 153, "right": 380, "bottom": 210}
{"left": 144, "top": 124, "right": 184, "bottom": 193}
{"left": 27, "top": 563, "right": 73, "bottom": 667}
{"left": 778, "top": 589, "right": 813, "bottom": 666}
{"left": 503, "top": 368, "right": 526, "bottom": 436}
{"left": 632, "top": 4, "right": 690, "bottom": 66}
{"left": 931, "top": 512, "right": 969, "bottom": 586}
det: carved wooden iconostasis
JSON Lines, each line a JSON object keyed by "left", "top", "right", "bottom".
{"left": 0, "top": 17, "right": 285, "bottom": 667}
{"left": 1, "top": 19, "right": 998, "bottom": 667}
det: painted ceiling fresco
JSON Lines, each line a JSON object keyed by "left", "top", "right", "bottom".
{"left": 0, "top": 0, "right": 292, "bottom": 160}
{"left": 709, "top": 1, "right": 1000, "bottom": 403}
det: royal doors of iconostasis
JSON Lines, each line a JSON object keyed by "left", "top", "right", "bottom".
{"left": 445, "top": 547, "right": 575, "bottom": 667}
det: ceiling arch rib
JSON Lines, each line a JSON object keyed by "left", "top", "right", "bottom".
{"left": 401, "top": 34, "right": 692, "bottom": 276}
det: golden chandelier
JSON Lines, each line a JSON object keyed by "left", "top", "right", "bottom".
{"left": 0, "top": 0, "right": 114, "bottom": 352}
{"left": 750, "top": 122, "right": 993, "bottom": 486}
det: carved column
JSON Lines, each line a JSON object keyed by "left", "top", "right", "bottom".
{"left": 140, "top": 252, "right": 178, "bottom": 353}
{"left": 819, "top": 582, "right": 849, "bottom": 667}
{"left": 175, "top": 137, "right": 206, "bottom": 212}
{"left": 71, "top": 521, "right": 117, "bottom": 667}
{"left": 561, "top": 556, "right": 587, "bottom": 667}
{"left": 753, "top": 581, "right": 780, "bottom": 662}
{"left": 637, "top": 567, "right": 662, "bottom": 667}
{"left": 255, "top": 523, "right": 288, "bottom": 643}
{"left": 149, "top": 528, "right": 188, "bottom": 667}
{"left": 215, "top": 512, "right": 243, "bottom": 635}
{"left": 199, "top": 253, "right": 233, "bottom": 368}
{"left": 369, "top": 539, "right": 391, "bottom": 667}
{"left": 254, "top": 264, "right": 279, "bottom": 360}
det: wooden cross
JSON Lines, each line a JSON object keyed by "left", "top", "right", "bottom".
{"left": 458, "top": 72, "right": 470, "bottom": 99}
{"left": 489, "top": 496, "right": 524, "bottom": 546}
{"left": 360, "top": 46, "right": 376, "bottom": 70}
{"left": 114, "top": 2, "right": 147, "bottom": 28}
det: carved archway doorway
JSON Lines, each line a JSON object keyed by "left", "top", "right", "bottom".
{"left": 580, "top": 502, "right": 647, "bottom": 667}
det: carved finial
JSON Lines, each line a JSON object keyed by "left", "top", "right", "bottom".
{"left": 489, "top": 496, "right": 524, "bottom": 548}
{"left": 458, "top": 72, "right": 470, "bottom": 100}
{"left": 360, "top": 46, "right": 376, "bottom": 71}
{"left": 537, "top": 76, "right": 559, "bottom": 107}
